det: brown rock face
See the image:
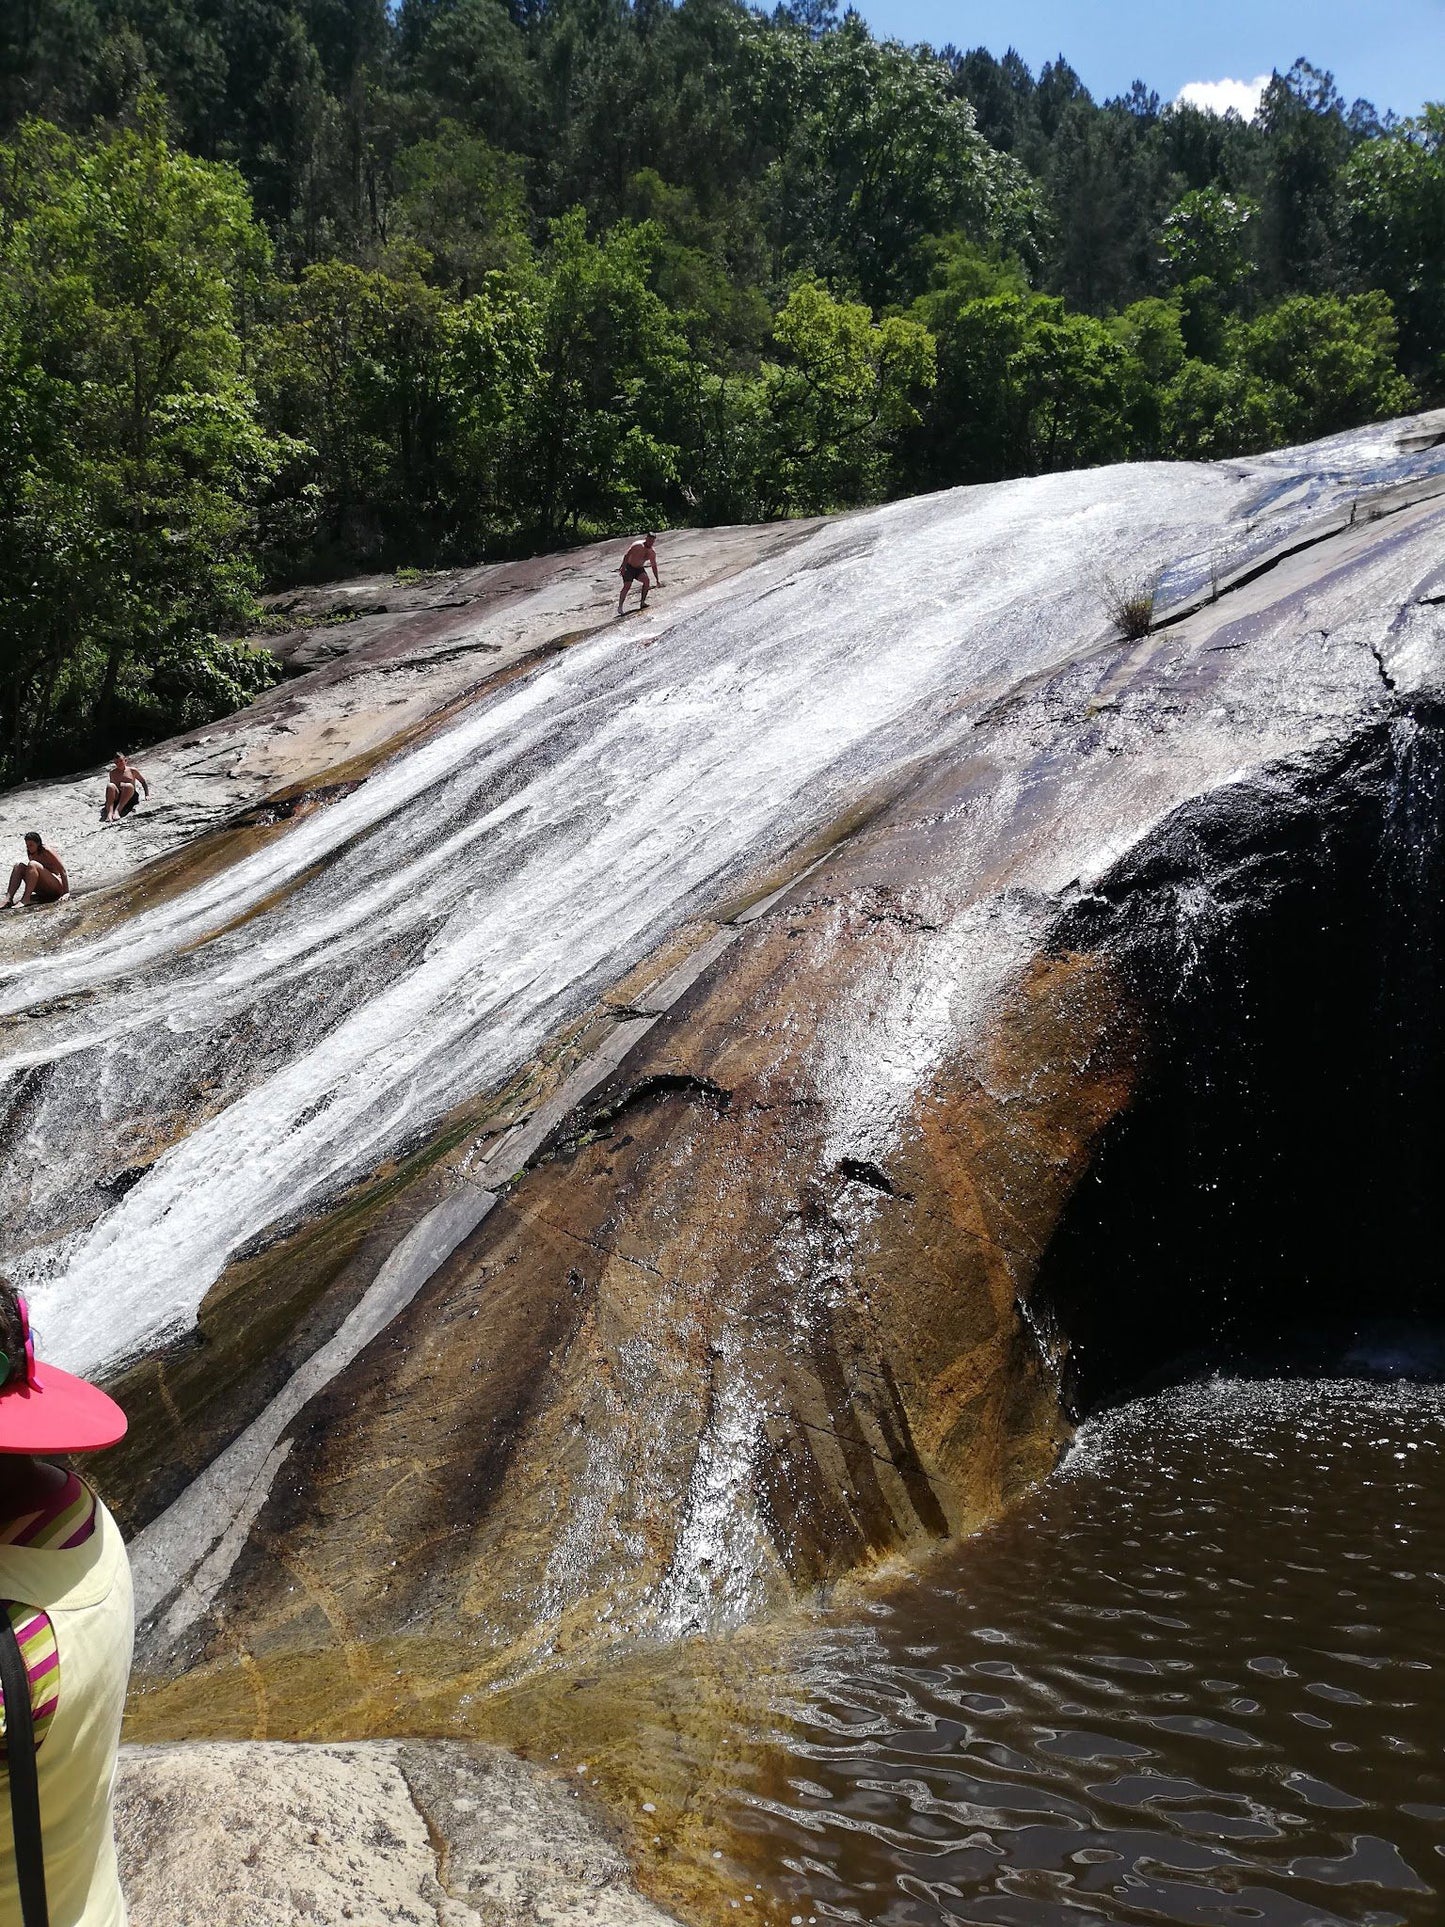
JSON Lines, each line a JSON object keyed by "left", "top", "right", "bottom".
{"left": 119, "top": 453, "right": 1445, "bottom": 1783}
{"left": 129, "top": 744, "right": 1145, "bottom": 1738}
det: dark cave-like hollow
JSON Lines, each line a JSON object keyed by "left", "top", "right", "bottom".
{"left": 1034, "top": 707, "right": 1445, "bottom": 1418}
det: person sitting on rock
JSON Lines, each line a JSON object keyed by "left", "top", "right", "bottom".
{"left": 4, "top": 834, "right": 68, "bottom": 909}
{"left": 616, "top": 533, "right": 662, "bottom": 616}
{"left": 0, "top": 1276, "right": 131, "bottom": 1927}
{"left": 102, "top": 755, "right": 148, "bottom": 823}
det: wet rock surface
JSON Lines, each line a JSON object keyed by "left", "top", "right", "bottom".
{"left": 11, "top": 432, "right": 1441, "bottom": 1384}
{"left": 1039, "top": 712, "right": 1445, "bottom": 1412}
{"left": 109, "top": 422, "right": 1445, "bottom": 1758}
{"left": 0, "top": 522, "right": 807, "bottom": 916}
{"left": 3, "top": 417, "right": 1445, "bottom": 1921}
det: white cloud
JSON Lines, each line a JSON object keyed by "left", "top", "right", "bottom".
{"left": 1175, "top": 74, "right": 1272, "bottom": 120}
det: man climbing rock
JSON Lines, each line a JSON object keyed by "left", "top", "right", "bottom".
{"left": 4, "top": 833, "right": 68, "bottom": 909}
{"left": 102, "top": 753, "right": 149, "bottom": 822}
{"left": 617, "top": 533, "right": 662, "bottom": 615}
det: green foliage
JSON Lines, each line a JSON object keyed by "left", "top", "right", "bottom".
{"left": 760, "top": 17, "right": 1030, "bottom": 305}
{"left": 499, "top": 211, "right": 691, "bottom": 541}
{"left": 1342, "top": 110, "right": 1445, "bottom": 380}
{"left": 912, "top": 292, "right": 1142, "bottom": 482}
{"left": 0, "top": 5, "right": 1440, "bottom": 782}
{"left": 758, "top": 280, "right": 935, "bottom": 513}
{"left": 1237, "top": 291, "right": 1418, "bottom": 441}
{"left": 1041, "top": 99, "right": 1163, "bottom": 315}
{"left": 0, "top": 94, "right": 285, "bottom": 782}
{"left": 392, "top": 122, "right": 530, "bottom": 293}
{"left": 1161, "top": 188, "right": 1258, "bottom": 295}
{"left": 1111, "top": 298, "right": 1187, "bottom": 386}
{"left": 1010, "top": 303, "right": 1134, "bottom": 472}
{"left": 1160, "top": 359, "right": 1274, "bottom": 460}
{"left": 395, "top": 0, "right": 537, "bottom": 152}
{"left": 1257, "top": 61, "right": 1353, "bottom": 296}
{"left": 258, "top": 257, "right": 462, "bottom": 560}
{"left": 911, "top": 237, "right": 1029, "bottom": 330}
{"left": 1159, "top": 293, "right": 1418, "bottom": 456}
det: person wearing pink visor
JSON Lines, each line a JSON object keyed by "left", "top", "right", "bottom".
{"left": 0, "top": 1280, "right": 130, "bottom": 1927}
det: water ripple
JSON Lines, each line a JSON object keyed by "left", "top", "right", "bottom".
{"left": 731, "top": 1378, "right": 1445, "bottom": 1926}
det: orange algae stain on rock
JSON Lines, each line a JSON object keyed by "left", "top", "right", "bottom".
{"left": 878, "top": 947, "right": 1146, "bottom": 1497}
{"left": 128, "top": 1617, "right": 833, "bottom": 1927}
{"left": 117, "top": 733, "right": 1150, "bottom": 1814}
{"left": 89, "top": 993, "right": 631, "bottom": 1542}
{"left": 118, "top": 928, "right": 1154, "bottom": 1927}
{"left": 128, "top": 926, "right": 1143, "bottom": 1767}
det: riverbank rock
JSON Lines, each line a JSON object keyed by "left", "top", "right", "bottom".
{"left": 115, "top": 1739, "right": 678, "bottom": 1927}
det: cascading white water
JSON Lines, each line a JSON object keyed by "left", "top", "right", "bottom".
{"left": 1, "top": 430, "right": 1438, "bottom": 1381}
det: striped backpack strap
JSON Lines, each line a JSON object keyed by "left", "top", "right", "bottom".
{"left": 0, "top": 1606, "right": 48, "bottom": 1927}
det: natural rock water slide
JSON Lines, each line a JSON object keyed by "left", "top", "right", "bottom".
{"left": 3, "top": 417, "right": 1445, "bottom": 1920}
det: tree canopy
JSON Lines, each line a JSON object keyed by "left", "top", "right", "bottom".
{"left": 1, "top": 3, "right": 1441, "bottom": 779}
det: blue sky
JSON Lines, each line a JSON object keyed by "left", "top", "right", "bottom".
{"left": 846, "top": 0, "right": 1443, "bottom": 121}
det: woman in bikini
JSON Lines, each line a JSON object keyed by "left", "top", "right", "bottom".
{"left": 5, "top": 835, "right": 68, "bottom": 909}
{"left": 0, "top": 1279, "right": 131, "bottom": 1925}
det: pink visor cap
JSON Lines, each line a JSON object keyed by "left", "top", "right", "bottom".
{"left": 0, "top": 1295, "right": 127, "bottom": 1455}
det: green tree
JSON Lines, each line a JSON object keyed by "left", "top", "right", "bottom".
{"left": 1257, "top": 61, "right": 1353, "bottom": 295}
{"left": 1343, "top": 108, "right": 1445, "bottom": 381}
{"left": 1237, "top": 289, "right": 1417, "bottom": 441}
{"left": 1161, "top": 187, "right": 1258, "bottom": 295}
{"left": 912, "top": 291, "right": 1137, "bottom": 485}
{"left": 0, "top": 99, "right": 285, "bottom": 780}
{"left": 759, "top": 279, "right": 934, "bottom": 512}
{"left": 906, "top": 290, "right": 1033, "bottom": 483}
{"left": 621, "top": 169, "right": 771, "bottom": 364}
{"left": 1011, "top": 303, "right": 1134, "bottom": 470}
{"left": 911, "top": 234, "right": 1029, "bottom": 327}
{"left": 392, "top": 121, "right": 530, "bottom": 293}
{"left": 1042, "top": 101, "right": 1138, "bottom": 314}
{"left": 763, "top": 17, "right": 1032, "bottom": 306}
{"left": 258, "top": 256, "right": 461, "bottom": 560}
{"left": 1110, "top": 296, "right": 1186, "bottom": 454}
{"left": 1160, "top": 359, "right": 1274, "bottom": 459}
{"left": 501, "top": 210, "right": 691, "bottom": 542}
{"left": 395, "top": 0, "right": 537, "bottom": 153}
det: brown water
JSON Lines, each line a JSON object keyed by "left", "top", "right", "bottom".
{"left": 728, "top": 1379, "right": 1444, "bottom": 1927}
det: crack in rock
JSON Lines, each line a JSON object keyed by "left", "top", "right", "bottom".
{"left": 547, "top": 1073, "right": 733, "bottom": 1162}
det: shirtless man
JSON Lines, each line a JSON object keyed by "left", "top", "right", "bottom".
{"left": 5, "top": 833, "right": 68, "bottom": 908}
{"left": 103, "top": 752, "right": 149, "bottom": 822}
{"left": 617, "top": 533, "right": 661, "bottom": 615}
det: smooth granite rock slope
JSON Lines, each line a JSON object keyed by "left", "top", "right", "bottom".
{"left": 0, "top": 420, "right": 1441, "bottom": 1854}
{"left": 86, "top": 420, "right": 1445, "bottom": 1749}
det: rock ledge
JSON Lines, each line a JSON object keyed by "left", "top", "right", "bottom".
{"left": 116, "top": 1739, "right": 677, "bottom": 1927}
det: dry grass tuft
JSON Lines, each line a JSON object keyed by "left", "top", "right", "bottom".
{"left": 1098, "top": 568, "right": 1163, "bottom": 641}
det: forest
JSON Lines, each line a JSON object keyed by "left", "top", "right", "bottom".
{"left": 2, "top": 0, "right": 1443, "bottom": 778}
